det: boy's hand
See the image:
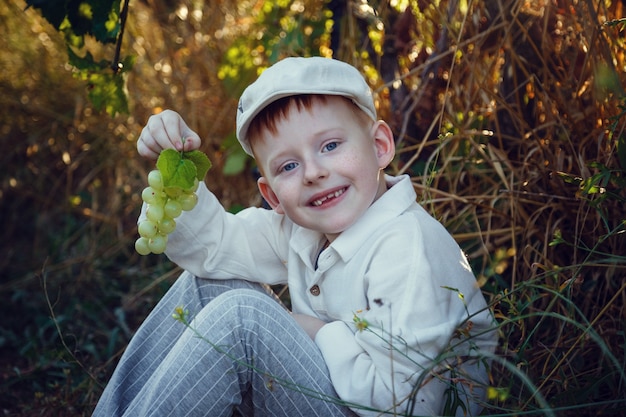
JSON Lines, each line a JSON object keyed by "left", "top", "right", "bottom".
{"left": 137, "top": 110, "right": 201, "bottom": 160}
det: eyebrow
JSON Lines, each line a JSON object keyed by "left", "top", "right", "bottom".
{"left": 264, "top": 126, "right": 348, "bottom": 169}
{"left": 265, "top": 150, "right": 291, "bottom": 173}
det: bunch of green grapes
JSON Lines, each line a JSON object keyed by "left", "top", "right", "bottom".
{"left": 135, "top": 170, "right": 199, "bottom": 255}
{"left": 134, "top": 147, "right": 211, "bottom": 256}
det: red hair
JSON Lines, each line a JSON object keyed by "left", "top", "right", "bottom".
{"left": 247, "top": 94, "right": 370, "bottom": 155}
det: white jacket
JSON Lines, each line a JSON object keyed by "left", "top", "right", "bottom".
{"left": 156, "top": 174, "right": 496, "bottom": 416}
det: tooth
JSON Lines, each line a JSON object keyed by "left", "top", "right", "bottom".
{"left": 312, "top": 188, "right": 345, "bottom": 206}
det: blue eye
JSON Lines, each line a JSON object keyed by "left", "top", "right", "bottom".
{"left": 282, "top": 162, "right": 298, "bottom": 172}
{"left": 323, "top": 142, "right": 338, "bottom": 152}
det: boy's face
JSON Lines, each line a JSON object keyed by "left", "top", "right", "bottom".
{"left": 254, "top": 96, "right": 395, "bottom": 242}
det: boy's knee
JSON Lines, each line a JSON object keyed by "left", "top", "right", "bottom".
{"left": 215, "top": 288, "right": 276, "bottom": 312}
{"left": 187, "top": 289, "right": 284, "bottom": 352}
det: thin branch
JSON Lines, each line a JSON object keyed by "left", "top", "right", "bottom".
{"left": 111, "top": 0, "right": 130, "bottom": 73}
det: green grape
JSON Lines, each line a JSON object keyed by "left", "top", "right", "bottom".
{"left": 158, "top": 217, "right": 176, "bottom": 234}
{"left": 164, "top": 186, "right": 183, "bottom": 199}
{"left": 164, "top": 199, "right": 183, "bottom": 218}
{"left": 141, "top": 186, "right": 163, "bottom": 205}
{"left": 148, "top": 169, "right": 164, "bottom": 190}
{"left": 136, "top": 148, "right": 210, "bottom": 255}
{"left": 135, "top": 237, "right": 151, "bottom": 255}
{"left": 138, "top": 219, "right": 158, "bottom": 238}
{"left": 187, "top": 178, "right": 200, "bottom": 193}
{"left": 146, "top": 203, "right": 165, "bottom": 222}
{"left": 178, "top": 192, "right": 198, "bottom": 211}
{"left": 148, "top": 234, "right": 168, "bottom": 254}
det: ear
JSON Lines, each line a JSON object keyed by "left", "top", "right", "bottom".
{"left": 257, "top": 177, "right": 285, "bottom": 214}
{"left": 371, "top": 121, "right": 396, "bottom": 169}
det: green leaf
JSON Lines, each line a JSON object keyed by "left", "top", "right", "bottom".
{"left": 183, "top": 150, "right": 212, "bottom": 180}
{"left": 156, "top": 149, "right": 212, "bottom": 191}
{"left": 67, "top": 47, "right": 103, "bottom": 71}
{"left": 85, "top": 70, "right": 129, "bottom": 116}
{"left": 25, "top": 0, "right": 70, "bottom": 29}
{"left": 90, "top": 0, "right": 121, "bottom": 43}
{"left": 555, "top": 171, "right": 582, "bottom": 186}
{"left": 223, "top": 151, "right": 248, "bottom": 176}
{"left": 65, "top": 48, "right": 133, "bottom": 116}
{"left": 156, "top": 149, "right": 197, "bottom": 190}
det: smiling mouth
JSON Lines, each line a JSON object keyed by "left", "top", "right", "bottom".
{"left": 310, "top": 187, "right": 347, "bottom": 207}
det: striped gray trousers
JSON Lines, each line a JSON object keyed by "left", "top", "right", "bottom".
{"left": 92, "top": 271, "right": 356, "bottom": 417}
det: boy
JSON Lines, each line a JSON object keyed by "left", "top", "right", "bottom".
{"left": 93, "top": 57, "right": 496, "bottom": 417}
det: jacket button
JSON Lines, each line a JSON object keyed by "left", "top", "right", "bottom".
{"left": 310, "top": 285, "right": 320, "bottom": 296}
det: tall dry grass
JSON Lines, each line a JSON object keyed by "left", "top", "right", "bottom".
{"left": 1, "top": 0, "right": 256, "bottom": 413}
{"left": 0, "top": 0, "right": 624, "bottom": 415}
{"left": 380, "top": 1, "right": 626, "bottom": 414}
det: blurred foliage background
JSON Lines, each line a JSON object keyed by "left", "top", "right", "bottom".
{"left": 1, "top": 0, "right": 625, "bottom": 415}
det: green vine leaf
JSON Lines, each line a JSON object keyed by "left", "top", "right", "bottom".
{"left": 66, "top": 47, "right": 132, "bottom": 116}
{"left": 156, "top": 149, "right": 196, "bottom": 190}
{"left": 25, "top": 0, "right": 120, "bottom": 43}
{"left": 26, "top": 0, "right": 129, "bottom": 115}
{"left": 156, "top": 149, "right": 212, "bottom": 192}
{"left": 183, "top": 150, "right": 212, "bottom": 181}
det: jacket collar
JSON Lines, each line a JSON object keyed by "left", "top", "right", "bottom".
{"left": 290, "top": 174, "right": 416, "bottom": 265}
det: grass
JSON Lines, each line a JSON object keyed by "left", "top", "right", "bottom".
{"left": 1, "top": 0, "right": 625, "bottom": 415}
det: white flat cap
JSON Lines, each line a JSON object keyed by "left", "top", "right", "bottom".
{"left": 235, "top": 57, "right": 376, "bottom": 155}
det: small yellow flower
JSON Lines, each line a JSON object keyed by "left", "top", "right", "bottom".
{"left": 487, "top": 386, "right": 509, "bottom": 402}
{"left": 172, "top": 306, "right": 188, "bottom": 322}
{"left": 353, "top": 314, "right": 369, "bottom": 331}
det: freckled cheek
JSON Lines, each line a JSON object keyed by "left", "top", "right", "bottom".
{"left": 273, "top": 182, "right": 301, "bottom": 206}
{"left": 341, "top": 154, "right": 374, "bottom": 181}
{"left": 335, "top": 153, "right": 360, "bottom": 171}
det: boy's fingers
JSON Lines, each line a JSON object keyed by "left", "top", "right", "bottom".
{"left": 149, "top": 113, "right": 181, "bottom": 152}
{"left": 177, "top": 117, "right": 201, "bottom": 152}
{"left": 153, "top": 110, "right": 201, "bottom": 152}
{"left": 137, "top": 110, "right": 201, "bottom": 159}
{"left": 137, "top": 137, "right": 160, "bottom": 160}
{"left": 179, "top": 129, "right": 201, "bottom": 152}
{"left": 137, "top": 122, "right": 163, "bottom": 160}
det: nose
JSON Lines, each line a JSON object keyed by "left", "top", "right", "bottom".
{"left": 302, "top": 158, "right": 328, "bottom": 185}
